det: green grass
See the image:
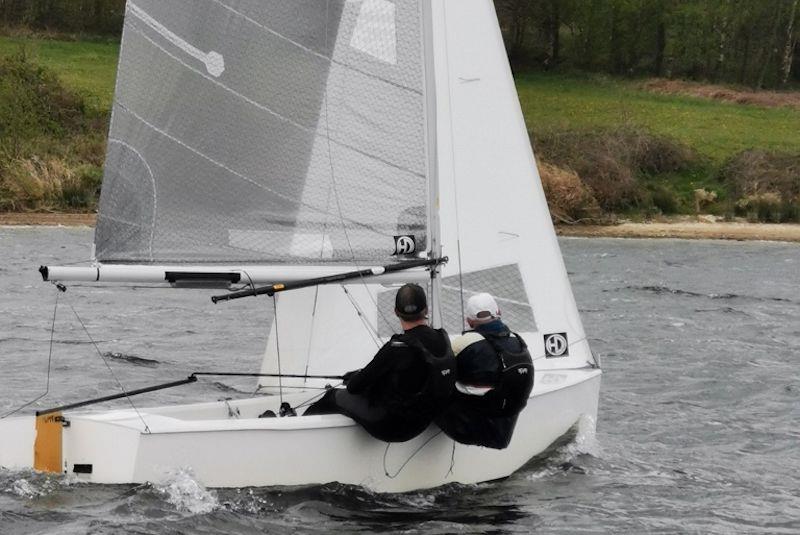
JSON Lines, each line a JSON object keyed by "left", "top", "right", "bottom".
{"left": 0, "top": 36, "right": 797, "bottom": 219}
{"left": 0, "top": 37, "right": 796, "bottom": 164}
{"left": 516, "top": 72, "right": 800, "bottom": 163}
{"left": 0, "top": 36, "right": 118, "bottom": 114}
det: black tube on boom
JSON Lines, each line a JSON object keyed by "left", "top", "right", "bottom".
{"left": 211, "top": 257, "right": 447, "bottom": 304}
{"left": 36, "top": 376, "right": 198, "bottom": 416}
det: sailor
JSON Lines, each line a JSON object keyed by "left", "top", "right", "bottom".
{"left": 435, "top": 293, "right": 534, "bottom": 449}
{"left": 304, "top": 283, "right": 455, "bottom": 443}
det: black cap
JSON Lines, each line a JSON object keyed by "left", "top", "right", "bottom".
{"left": 395, "top": 283, "right": 428, "bottom": 320}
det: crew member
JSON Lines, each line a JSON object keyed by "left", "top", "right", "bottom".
{"left": 435, "top": 293, "right": 534, "bottom": 449}
{"left": 304, "top": 284, "right": 455, "bottom": 443}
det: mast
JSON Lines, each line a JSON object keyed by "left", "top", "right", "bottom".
{"left": 422, "top": 0, "right": 442, "bottom": 329}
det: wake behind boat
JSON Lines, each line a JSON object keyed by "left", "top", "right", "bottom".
{"left": 0, "top": 0, "right": 600, "bottom": 492}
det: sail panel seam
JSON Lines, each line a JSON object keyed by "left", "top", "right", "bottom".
{"left": 125, "top": 19, "right": 425, "bottom": 180}
{"left": 107, "top": 139, "right": 157, "bottom": 262}
{"left": 114, "top": 102, "right": 389, "bottom": 234}
{"left": 208, "top": 0, "right": 422, "bottom": 96}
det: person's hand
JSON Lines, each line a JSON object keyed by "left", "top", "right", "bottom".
{"left": 341, "top": 370, "right": 360, "bottom": 384}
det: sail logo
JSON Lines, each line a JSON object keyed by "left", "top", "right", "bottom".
{"left": 393, "top": 235, "right": 417, "bottom": 255}
{"left": 544, "top": 333, "right": 569, "bottom": 358}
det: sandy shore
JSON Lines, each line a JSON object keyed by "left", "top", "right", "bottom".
{"left": 557, "top": 221, "right": 800, "bottom": 243}
{"left": 2, "top": 213, "right": 799, "bottom": 243}
{"left": 0, "top": 213, "right": 96, "bottom": 226}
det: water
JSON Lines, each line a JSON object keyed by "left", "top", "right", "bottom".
{"left": 1, "top": 227, "right": 798, "bottom": 534}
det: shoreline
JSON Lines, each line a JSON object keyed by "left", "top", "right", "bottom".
{"left": 557, "top": 221, "right": 800, "bottom": 243}
{"left": 2, "top": 213, "right": 799, "bottom": 243}
{"left": 0, "top": 213, "right": 97, "bottom": 227}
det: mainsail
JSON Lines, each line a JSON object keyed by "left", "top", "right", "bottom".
{"left": 96, "top": 0, "right": 429, "bottom": 265}
{"left": 45, "top": 0, "right": 592, "bottom": 382}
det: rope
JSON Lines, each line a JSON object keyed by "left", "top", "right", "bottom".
{"left": 447, "top": 440, "right": 456, "bottom": 477}
{"left": 0, "top": 286, "right": 61, "bottom": 419}
{"left": 68, "top": 302, "right": 151, "bottom": 434}
{"left": 292, "top": 384, "right": 343, "bottom": 411}
{"left": 272, "top": 297, "right": 284, "bottom": 407}
{"left": 383, "top": 430, "right": 443, "bottom": 478}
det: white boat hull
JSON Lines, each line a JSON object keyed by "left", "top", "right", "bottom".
{"left": 0, "top": 368, "right": 600, "bottom": 493}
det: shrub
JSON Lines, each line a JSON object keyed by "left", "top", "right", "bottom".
{"left": 735, "top": 192, "right": 787, "bottom": 223}
{"left": 533, "top": 127, "right": 699, "bottom": 211}
{"left": 720, "top": 150, "right": 800, "bottom": 200}
{"left": 0, "top": 52, "right": 87, "bottom": 153}
{"left": 650, "top": 184, "right": 680, "bottom": 214}
{"left": 721, "top": 150, "right": 800, "bottom": 222}
{"left": 0, "top": 157, "right": 100, "bottom": 211}
{"left": 538, "top": 162, "right": 602, "bottom": 223}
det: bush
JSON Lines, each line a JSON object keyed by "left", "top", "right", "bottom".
{"left": 538, "top": 162, "right": 602, "bottom": 223}
{"left": 650, "top": 184, "right": 680, "bottom": 214}
{"left": 0, "top": 157, "right": 100, "bottom": 211}
{"left": 735, "top": 192, "right": 800, "bottom": 223}
{"left": 720, "top": 150, "right": 800, "bottom": 200}
{"left": 0, "top": 52, "right": 87, "bottom": 153}
{"left": 721, "top": 150, "right": 800, "bottom": 222}
{"left": 533, "top": 127, "right": 699, "bottom": 211}
{"left": 0, "top": 53, "right": 105, "bottom": 212}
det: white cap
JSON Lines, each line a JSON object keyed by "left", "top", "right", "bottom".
{"left": 466, "top": 293, "right": 501, "bottom": 322}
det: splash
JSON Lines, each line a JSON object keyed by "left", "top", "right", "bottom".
{"left": 527, "top": 415, "right": 601, "bottom": 481}
{"left": 573, "top": 414, "right": 601, "bottom": 457}
{"left": 8, "top": 477, "right": 51, "bottom": 498}
{"left": 153, "top": 469, "right": 219, "bottom": 515}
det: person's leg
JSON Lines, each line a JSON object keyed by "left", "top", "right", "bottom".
{"left": 302, "top": 389, "right": 340, "bottom": 415}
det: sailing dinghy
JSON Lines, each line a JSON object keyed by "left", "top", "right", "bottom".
{"left": 0, "top": 0, "right": 601, "bottom": 492}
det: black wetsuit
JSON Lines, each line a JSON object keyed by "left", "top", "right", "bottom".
{"left": 435, "top": 320, "right": 533, "bottom": 450}
{"left": 304, "top": 325, "right": 453, "bottom": 443}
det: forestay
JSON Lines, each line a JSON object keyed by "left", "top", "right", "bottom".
{"left": 96, "top": 0, "right": 429, "bottom": 265}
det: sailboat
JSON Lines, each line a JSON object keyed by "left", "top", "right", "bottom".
{"left": 0, "top": 0, "right": 601, "bottom": 492}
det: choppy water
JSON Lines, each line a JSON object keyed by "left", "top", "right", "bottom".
{"left": 1, "top": 227, "right": 798, "bottom": 534}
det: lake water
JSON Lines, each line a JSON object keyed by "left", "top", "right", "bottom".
{"left": 1, "top": 227, "right": 798, "bottom": 534}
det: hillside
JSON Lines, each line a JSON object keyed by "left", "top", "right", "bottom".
{"left": 0, "top": 36, "right": 798, "bottom": 222}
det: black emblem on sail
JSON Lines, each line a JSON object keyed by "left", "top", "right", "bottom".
{"left": 544, "top": 333, "right": 569, "bottom": 358}
{"left": 393, "top": 235, "right": 417, "bottom": 255}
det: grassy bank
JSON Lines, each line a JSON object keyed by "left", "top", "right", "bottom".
{"left": 0, "top": 35, "right": 118, "bottom": 113}
{"left": 0, "top": 35, "right": 797, "bottom": 222}
{"left": 517, "top": 72, "right": 800, "bottom": 162}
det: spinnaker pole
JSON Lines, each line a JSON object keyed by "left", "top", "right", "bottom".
{"left": 211, "top": 257, "right": 448, "bottom": 303}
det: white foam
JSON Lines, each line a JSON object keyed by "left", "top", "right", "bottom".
{"left": 154, "top": 469, "right": 219, "bottom": 515}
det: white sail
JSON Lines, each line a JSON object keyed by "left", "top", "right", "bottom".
{"left": 95, "top": 0, "right": 429, "bottom": 266}
{"left": 2, "top": 1, "right": 601, "bottom": 492}
{"left": 431, "top": 0, "right": 592, "bottom": 369}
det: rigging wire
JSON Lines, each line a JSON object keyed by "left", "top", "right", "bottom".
{"left": 341, "top": 286, "right": 383, "bottom": 349}
{"left": 441, "top": 0, "right": 467, "bottom": 330}
{"left": 67, "top": 301, "right": 151, "bottom": 434}
{"left": 321, "top": 0, "right": 396, "bottom": 342}
{"left": 0, "top": 286, "right": 61, "bottom": 419}
{"left": 272, "top": 297, "right": 284, "bottom": 407}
